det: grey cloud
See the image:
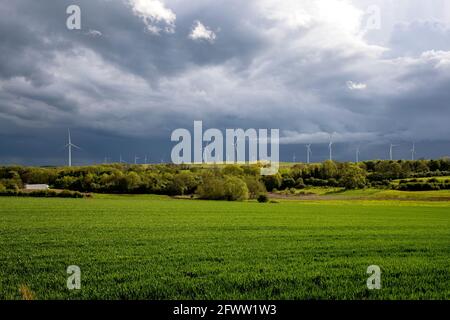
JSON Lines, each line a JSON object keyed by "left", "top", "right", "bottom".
{"left": 1, "top": 0, "right": 450, "bottom": 164}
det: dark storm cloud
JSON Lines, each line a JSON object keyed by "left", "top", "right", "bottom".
{"left": 0, "top": 0, "right": 450, "bottom": 164}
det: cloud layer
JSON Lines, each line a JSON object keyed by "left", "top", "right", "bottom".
{"left": 0, "top": 0, "right": 450, "bottom": 164}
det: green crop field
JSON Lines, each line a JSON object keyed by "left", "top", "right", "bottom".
{"left": 0, "top": 195, "right": 449, "bottom": 300}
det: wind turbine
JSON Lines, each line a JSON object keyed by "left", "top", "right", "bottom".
{"left": 306, "top": 144, "right": 312, "bottom": 164}
{"left": 328, "top": 134, "right": 334, "bottom": 161}
{"left": 389, "top": 144, "right": 398, "bottom": 161}
{"left": 134, "top": 155, "right": 140, "bottom": 164}
{"left": 119, "top": 154, "right": 126, "bottom": 164}
{"left": 144, "top": 155, "right": 148, "bottom": 164}
{"left": 411, "top": 142, "right": 416, "bottom": 161}
{"left": 356, "top": 145, "right": 361, "bottom": 163}
{"left": 203, "top": 141, "right": 209, "bottom": 164}
{"left": 65, "top": 129, "right": 80, "bottom": 167}
{"left": 292, "top": 153, "right": 296, "bottom": 163}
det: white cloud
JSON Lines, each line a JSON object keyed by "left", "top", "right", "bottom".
{"left": 346, "top": 80, "right": 367, "bottom": 90}
{"left": 259, "top": 0, "right": 363, "bottom": 35}
{"left": 128, "top": 0, "right": 176, "bottom": 34}
{"left": 86, "top": 29, "right": 102, "bottom": 37}
{"left": 189, "top": 20, "right": 216, "bottom": 43}
{"left": 420, "top": 50, "right": 450, "bottom": 68}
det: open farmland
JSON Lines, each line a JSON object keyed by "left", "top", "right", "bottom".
{"left": 0, "top": 195, "right": 449, "bottom": 300}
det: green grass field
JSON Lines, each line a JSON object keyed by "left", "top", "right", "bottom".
{"left": 0, "top": 195, "right": 449, "bottom": 300}
{"left": 274, "top": 187, "right": 450, "bottom": 201}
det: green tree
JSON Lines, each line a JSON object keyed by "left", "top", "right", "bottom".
{"left": 340, "top": 163, "right": 367, "bottom": 189}
{"left": 168, "top": 172, "right": 199, "bottom": 195}
{"left": 122, "top": 172, "right": 142, "bottom": 192}
{"left": 262, "top": 173, "right": 282, "bottom": 192}
{"left": 244, "top": 176, "right": 267, "bottom": 199}
{"left": 222, "top": 165, "right": 244, "bottom": 176}
{"left": 223, "top": 176, "right": 249, "bottom": 201}
{"left": 321, "top": 160, "right": 338, "bottom": 179}
{"left": 197, "top": 176, "right": 226, "bottom": 200}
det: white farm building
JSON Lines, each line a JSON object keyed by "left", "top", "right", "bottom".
{"left": 25, "top": 184, "right": 49, "bottom": 190}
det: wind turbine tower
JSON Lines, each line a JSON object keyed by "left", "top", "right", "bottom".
{"left": 328, "top": 134, "right": 334, "bottom": 161}
{"left": 65, "top": 129, "right": 80, "bottom": 167}
{"left": 356, "top": 146, "right": 360, "bottom": 163}
{"left": 411, "top": 142, "right": 416, "bottom": 161}
{"left": 306, "top": 144, "right": 312, "bottom": 164}
{"left": 389, "top": 144, "right": 398, "bottom": 161}
{"left": 233, "top": 141, "right": 238, "bottom": 164}
{"left": 134, "top": 155, "right": 140, "bottom": 165}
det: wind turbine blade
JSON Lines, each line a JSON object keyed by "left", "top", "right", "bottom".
{"left": 71, "top": 143, "right": 81, "bottom": 150}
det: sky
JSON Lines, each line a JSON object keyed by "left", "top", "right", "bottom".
{"left": 1, "top": 0, "right": 450, "bottom": 165}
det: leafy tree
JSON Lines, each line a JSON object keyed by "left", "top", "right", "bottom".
{"left": 281, "top": 175, "right": 296, "bottom": 189}
{"left": 167, "top": 172, "right": 199, "bottom": 195}
{"left": 197, "top": 175, "right": 248, "bottom": 201}
{"left": 197, "top": 175, "right": 226, "bottom": 200}
{"left": 55, "top": 176, "right": 77, "bottom": 190}
{"left": 320, "top": 160, "right": 338, "bottom": 179}
{"left": 222, "top": 165, "right": 244, "bottom": 176}
{"left": 374, "top": 161, "right": 402, "bottom": 179}
{"left": 262, "top": 173, "right": 282, "bottom": 192}
{"left": 122, "top": 172, "right": 142, "bottom": 192}
{"left": 244, "top": 176, "right": 266, "bottom": 199}
{"left": 223, "top": 176, "right": 249, "bottom": 201}
{"left": 340, "top": 163, "right": 367, "bottom": 189}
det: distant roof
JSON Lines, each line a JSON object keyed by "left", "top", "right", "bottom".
{"left": 25, "top": 184, "right": 49, "bottom": 189}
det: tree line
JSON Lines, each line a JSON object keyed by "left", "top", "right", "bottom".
{"left": 1, "top": 158, "right": 450, "bottom": 200}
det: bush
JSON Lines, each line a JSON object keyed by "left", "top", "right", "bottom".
{"left": 244, "top": 176, "right": 267, "bottom": 199}
{"left": 0, "top": 189, "right": 88, "bottom": 198}
{"left": 0, "top": 190, "right": 18, "bottom": 196}
{"left": 328, "top": 178, "right": 338, "bottom": 187}
{"left": 223, "top": 176, "right": 249, "bottom": 201}
{"left": 339, "top": 164, "right": 367, "bottom": 189}
{"left": 257, "top": 194, "right": 269, "bottom": 203}
{"left": 222, "top": 165, "right": 244, "bottom": 176}
{"left": 197, "top": 175, "right": 248, "bottom": 201}
{"left": 396, "top": 182, "right": 449, "bottom": 191}
{"left": 281, "top": 176, "right": 296, "bottom": 190}
{"left": 304, "top": 178, "right": 329, "bottom": 187}
{"left": 197, "top": 176, "right": 226, "bottom": 200}
{"left": 295, "top": 178, "right": 306, "bottom": 189}
{"left": 60, "top": 190, "right": 86, "bottom": 198}
{"left": 262, "top": 174, "right": 282, "bottom": 192}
